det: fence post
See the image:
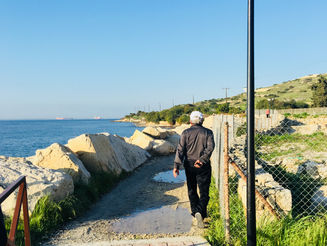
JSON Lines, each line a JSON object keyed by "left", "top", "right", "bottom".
{"left": 224, "top": 122, "right": 230, "bottom": 242}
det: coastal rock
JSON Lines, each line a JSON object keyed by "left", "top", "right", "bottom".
{"left": 166, "top": 134, "right": 180, "bottom": 148}
{"left": 203, "top": 115, "right": 214, "bottom": 130}
{"left": 126, "top": 130, "right": 154, "bottom": 151}
{"left": 0, "top": 156, "right": 73, "bottom": 216}
{"left": 30, "top": 143, "right": 90, "bottom": 184}
{"left": 67, "top": 134, "right": 122, "bottom": 174}
{"left": 173, "top": 124, "right": 190, "bottom": 135}
{"left": 106, "top": 133, "right": 150, "bottom": 172}
{"left": 142, "top": 127, "right": 168, "bottom": 139}
{"left": 151, "top": 140, "right": 176, "bottom": 155}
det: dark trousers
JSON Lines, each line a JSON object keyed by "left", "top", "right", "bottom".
{"left": 0, "top": 207, "right": 7, "bottom": 246}
{"left": 184, "top": 164, "right": 211, "bottom": 218}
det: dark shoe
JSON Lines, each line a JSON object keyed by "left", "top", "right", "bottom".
{"left": 195, "top": 212, "right": 204, "bottom": 228}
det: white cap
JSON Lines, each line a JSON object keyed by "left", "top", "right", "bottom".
{"left": 190, "top": 111, "right": 203, "bottom": 124}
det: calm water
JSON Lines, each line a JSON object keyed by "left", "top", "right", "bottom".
{"left": 0, "top": 119, "right": 144, "bottom": 157}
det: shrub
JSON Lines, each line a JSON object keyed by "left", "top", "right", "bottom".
{"left": 216, "top": 103, "right": 229, "bottom": 113}
{"left": 176, "top": 114, "right": 189, "bottom": 124}
{"left": 236, "top": 122, "right": 247, "bottom": 136}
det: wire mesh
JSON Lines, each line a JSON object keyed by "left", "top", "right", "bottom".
{"left": 211, "top": 110, "right": 327, "bottom": 245}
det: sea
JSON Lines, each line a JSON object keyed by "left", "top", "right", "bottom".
{"left": 0, "top": 119, "right": 144, "bottom": 157}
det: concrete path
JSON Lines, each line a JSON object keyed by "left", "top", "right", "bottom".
{"left": 52, "top": 236, "right": 210, "bottom": 246}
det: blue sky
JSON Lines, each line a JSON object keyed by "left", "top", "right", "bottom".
{"left": 0, "top": 0, "right": 326, "bottom": 119}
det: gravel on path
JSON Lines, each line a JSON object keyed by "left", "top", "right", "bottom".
{"left": 43, "top": 155, "right": 209, "bottom": 245}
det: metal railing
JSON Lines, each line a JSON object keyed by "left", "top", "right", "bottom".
{"left": 0, "top": 176, "right": 31, "bottom": 246}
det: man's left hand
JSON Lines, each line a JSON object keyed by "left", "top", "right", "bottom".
{"left": 194, "top": 160, "right": 203, "bottom": 168}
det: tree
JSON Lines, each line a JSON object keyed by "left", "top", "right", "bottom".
{"left": 216, "top": 103, "right": 230, "bottom": 113}
{"left": 311, "top": 76, "right": 327, "bottom": 107}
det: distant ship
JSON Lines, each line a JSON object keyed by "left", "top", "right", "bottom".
{"left": 55, "top": 117, "right": 74, "bottom": 120}
{"left": 93, "top": 116, "right": 102, "bottom": 120}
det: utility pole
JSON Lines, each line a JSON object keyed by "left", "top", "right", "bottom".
{"left": 159, "top": 103, "right": 161, "bottom": 111}
{"left": 222, "top": 88, "right": 230, "bottom": 104}
{"left": 192, "top": 95, "right": 195, "bottom": 104}
{"left": 172, "top": 98, "right": 174, "bottom": 107}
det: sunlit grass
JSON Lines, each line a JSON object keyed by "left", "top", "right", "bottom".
{"left": 4, "top": 170, "right": 128, "bottom": 246}
{"left": 205, "top": 178, "right": 327, "bottom": 246}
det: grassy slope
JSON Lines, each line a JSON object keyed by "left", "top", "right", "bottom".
{"left": 198, "top": 73, "right": 327, "bottom": 109}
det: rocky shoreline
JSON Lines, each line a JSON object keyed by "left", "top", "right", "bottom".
{"left": 0, "top": 114, "right": 216, "bottom": 219}
{"left": 0, "top": 121, "right": 198, "bottom": 217}
{"left": 114, "top": 118, "right": 174, "bottom": 127}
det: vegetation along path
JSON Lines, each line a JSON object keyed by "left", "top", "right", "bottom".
{"left": 43, "top": 155, "right": 209, "bottom": 245}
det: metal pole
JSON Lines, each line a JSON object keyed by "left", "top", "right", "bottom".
{"left": 224, "top": 122, "right": 230, "bottom": 242}
{"left": 247, "top": 0, "right": 256, "bottom": 245}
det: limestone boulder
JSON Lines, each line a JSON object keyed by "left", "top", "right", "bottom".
{"left": 142, "top": 127, "right": 169, "bottom": 139}
{"left": 29, "top": 143, "right": 90, "bottom": 184}
{"left": 172, "top": 124, "right": 190, "bottom": 135}
{"left": 126, "top": 130, "right": 154, "bottom": 151}
{"left": 151, "top": 140, "right": 176, "bottom": 156}
{"left": 66, "top": 134, "right": 121, "bottom": 174}
{"left": 0, "top": 156, "right": 73, "bottom": 216}
{"left": 203, "top": 115, "right": 214, "bottom": 130}
{"left": 297, "top": 161, "right": 327, "bottom": 180}
{"left": 311, "top": 185, "right": 327, "bottom": 210}
{"left": 292, "top": 125, "right": 321, "bottom": 135}
{"left": 166, "top": 134, "right": 180, "bottom": 148}
{"left": 238, "top": 177, "right": 292, "bottom": 220}
{"left": 106, "top": 134, "right": 150, "bottom": 172}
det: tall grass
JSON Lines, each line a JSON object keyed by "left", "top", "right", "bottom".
{"left": 4, "top": 170, "right": 128, "bottom": 246}
{"left": 206, "top": 179, "right": 327, "bottom": 246}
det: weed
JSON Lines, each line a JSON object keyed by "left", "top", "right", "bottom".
{"left": 4, "top": 170, "right": 128, "bottom": 246}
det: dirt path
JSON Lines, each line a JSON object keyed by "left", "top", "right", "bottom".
{"left": 43, "top": 155, "right": 206, "bottom": 245}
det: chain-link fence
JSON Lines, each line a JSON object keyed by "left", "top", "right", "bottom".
{"left": 210, "top": 110, "right": 327, "bottom": 245}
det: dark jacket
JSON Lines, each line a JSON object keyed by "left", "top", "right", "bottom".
{"left": 174, "top": 124, "right": 215, "bottom": 169}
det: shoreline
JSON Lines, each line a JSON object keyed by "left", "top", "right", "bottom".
{"left": 114, "top": 118, "right": 177, "bottom": 128}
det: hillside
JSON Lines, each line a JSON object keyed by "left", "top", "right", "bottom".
{"left": 125, "top": 73, "right": 327, "bottom": 124}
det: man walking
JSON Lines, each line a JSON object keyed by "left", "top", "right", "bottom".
{"left": 173, "top": 111, "right": 215, "bottom": 228}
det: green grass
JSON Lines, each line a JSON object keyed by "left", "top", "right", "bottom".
{"left": 206, "top": 178, "right": 246, "bottom": 245}
{"left": 206, "top": 178, "right": 327, "bottom": 246}
{"left": 4, "top": 170, "right": 128, "bottom": 246}
{"left": 257, "top": 132, "right": 327, "bottom": 153}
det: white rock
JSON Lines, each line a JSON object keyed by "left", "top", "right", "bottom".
{"left": 67, "top": 134, "right": 122, "bottom": 174}
{"left": 126, "top": 130, "right": 154, "bottom": 151}
{"left": 166, "top": 134, "right": 180, "bottom": 149}
{"left": 281, "top": 157, "right": 302, "bottom": 174}
{"left": 255, "top": 173, "right": 274, "bottom": 187}
{"left": 311, "top": 185, "right": 327, "bottom": 209}
{"left": 152, "top": 140, "right": 176, "bottom": 155}
{"left": 203, "top": 115, "right": 214, "bottom": 130}
{"left": 292, "top": 125, "right": 321, "bottom": 135}
{"left": 297, "top": 161, "right": 327, "bottom": 179}
{"left": 30, "top": 143, "right": 90, "bottom": 184}
{"left": 0, "top": 156, "right": 73, "bottom": 216}
{"left": 172, "top": 124, "right": 190, "bottom": 135}
{"left": 107, "top": 134, "right": 150, "bottom": 172}
{"left": 142, "top": 127, "right": 168, "bottom": 139}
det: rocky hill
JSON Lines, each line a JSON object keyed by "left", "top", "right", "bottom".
{"left": 124, "top": 73, "right": 327, "bottom": 124}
